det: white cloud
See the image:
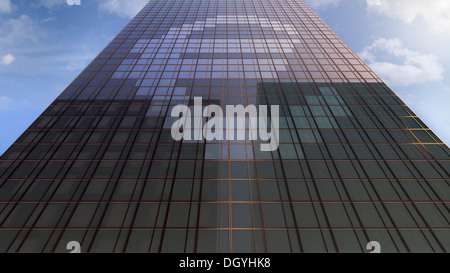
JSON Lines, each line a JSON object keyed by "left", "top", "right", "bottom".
{"left": 0, "top": 96, "right": 33, "bottom": 111}
{"left": 0, "top": 15, "right": 38, "bottom": 45}
{"left": 366, "top": 0, "right": 382, "bottom": 5}
{"left": 1, "top": 54, "right": 15, "bottom": 65}
{"left": 366, "top": 0, "right": 450, "bottom": 35}
{"left": 67, "top": 0, "right": 81, "bottom": 5}
{"left": 0, "top": 15, "right": 45, "bottom": 68}
{"left": 0, "top": 0, "right": 12, "bottom": 13}
{"left": 360, "top": 38, "right": 444, "bottom": 86}
{"left": 305, "top": 0, "right": 341, "bottom": 9}
{"left": 35, "top": 0, "right": 81, "bottom": 8}
{"left": 35, "top": 0, "right": 147, "bottom": 18}
{"left": 64, "top": 53, "right": 96, "bottom": 71}
{"left": 35, "top": 0, "right": 67, "bottom": 9}
{"left": 98, "top": 0, "right": 149, "bottom": 18}
{"left": 0, "top": 96, "right": 13, "bottom": 110}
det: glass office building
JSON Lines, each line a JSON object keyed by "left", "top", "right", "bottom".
{"left": 0, "top": 0, "right": 449, "bottom": 253}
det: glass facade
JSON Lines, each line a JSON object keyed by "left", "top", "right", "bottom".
{"left": 0, "top": 0, "right": 449, "bottom": 253}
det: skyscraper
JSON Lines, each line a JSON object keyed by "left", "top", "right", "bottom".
{"left": 0, "top": 0, "right": 448, "bottom": 253}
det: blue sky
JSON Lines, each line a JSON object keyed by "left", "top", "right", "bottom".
{"left": 1, "top": 0, "right": 450, "bottom": 155}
